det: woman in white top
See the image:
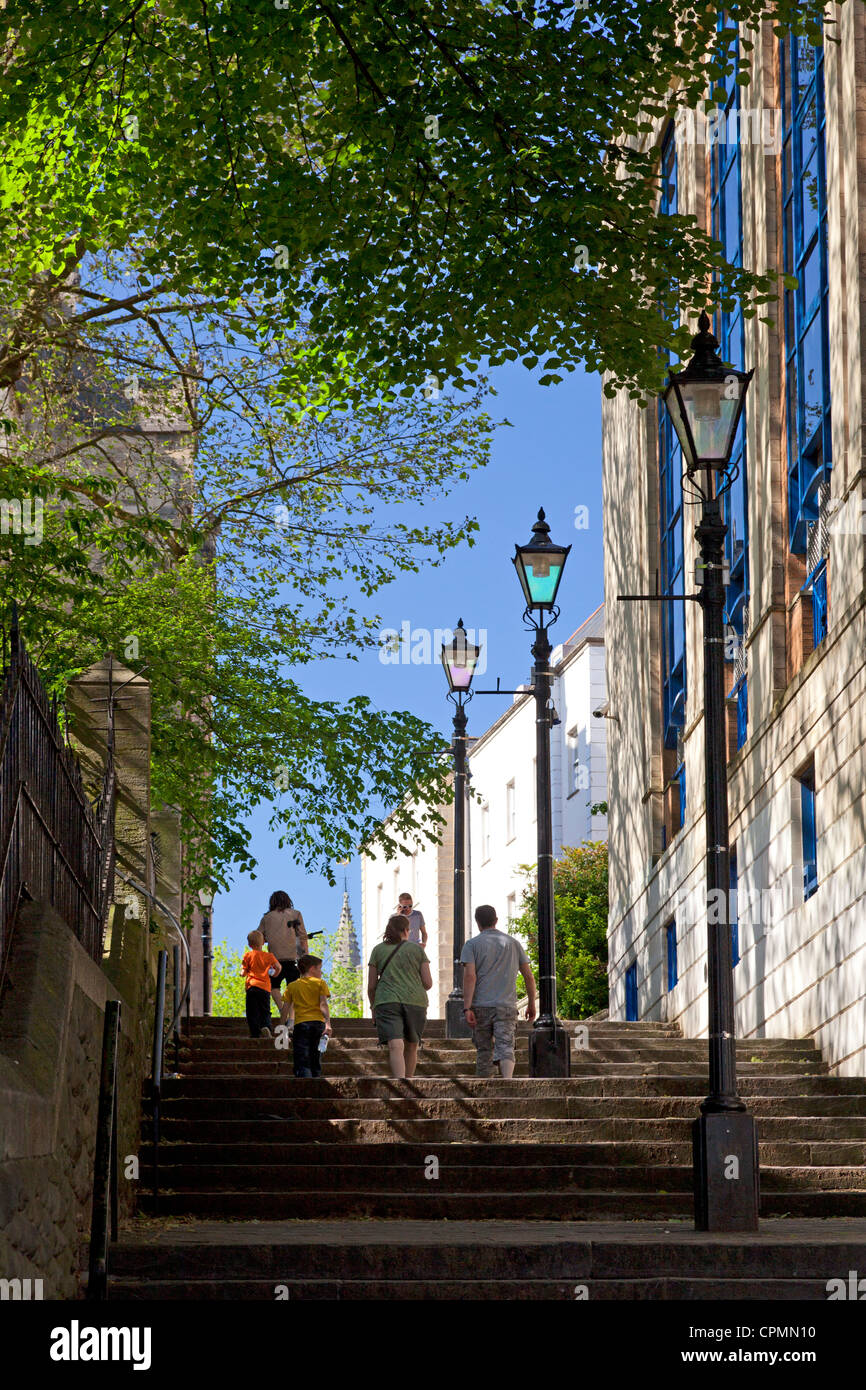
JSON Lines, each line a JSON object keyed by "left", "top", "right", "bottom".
{"left": 258, "top": 890, "right": 309, "bottom": 1023}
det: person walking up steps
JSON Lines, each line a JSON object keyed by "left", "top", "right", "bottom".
{"left": 461, "top": 904, "right": 537, "bottom": 1078}
{"left": 282, "top": 954, "right": 332, "bottom": 1078}
{"left": 368, "top": 914, "right": 432, "bottom": 1078}
{"left": 258, "top": 890, "right": 309, "bottom": 1028}
{"left": 241, "top": 931, "right": 281, "bottom": 1038}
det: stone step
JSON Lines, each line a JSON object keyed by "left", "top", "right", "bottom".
{"left": 102, "top": 1275, "right": 837, "bottom": 1300}
{"left": 147, "top": 1114, "right": 866, "bottom": 1142}
{"left": 138, "top": 1139, "right": 866, "bottom": 1166}
{"left": 149, "top": 1089, "right": 866, "bottom": 1119}
{"left": 130, "top": 1189, "right": 866, "bottom": 1218}
{"left": 138, "top": 1162, "right": 866, "bottom": 1193}
{"left": 188, "top": 1017, "right": 681, "bottom": 1033}
{"left": 180, "top": 1036, "right": 817, "bottom": 1056}
{"left": 159, "top": 1071, "right": 865, "bottom": 1097}
{"left": 108, "top": 1223, "right": 866, "bottom": 1280}
{"left": 175, "top": 1057, "right": 830, "bottom": 1078}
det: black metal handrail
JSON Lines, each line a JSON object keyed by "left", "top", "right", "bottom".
{"left": 86, "top": 999, "right": 121, "bottom": 1300}
{"left": 0, "top": 607, "right": 116, "bottom": 972}
{"left": 150, "top": 949, "right": 168, "bottom": 1211}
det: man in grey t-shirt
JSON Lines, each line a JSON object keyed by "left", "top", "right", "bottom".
{"left": 460, "top": 904, "right": 537, "bottom": 1078}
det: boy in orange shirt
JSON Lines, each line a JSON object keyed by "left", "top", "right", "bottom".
{"left": 241, "top": 930, "right": 281, "bottom": 1037}
{"left": 282, "top": 954, "right": 333, "bottom": 1077}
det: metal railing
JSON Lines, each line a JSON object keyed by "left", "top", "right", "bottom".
{"left": 0, "top": 607, "right": 116, "bottom": 989}
{"left": 86, "top": 999, "right": 121, "bottom": 1300}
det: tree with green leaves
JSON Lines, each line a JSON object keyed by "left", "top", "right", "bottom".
{"left": 509, "top": 841, "right": 608, "bottom": 1019}
{"left": 0, "top": 0, "right": 834, "bottom": 407}
{"left": 210, "top": 940, "right": 247, "bottom": 1018}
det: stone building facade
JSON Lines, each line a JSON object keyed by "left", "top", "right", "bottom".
{"left": 603, "top": 9, "right": 866, "bottom": 1074}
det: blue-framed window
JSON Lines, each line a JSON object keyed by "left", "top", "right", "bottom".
{"left": 711, "top": 19, "right": 750, "bottom": 740}
{"left": 676, "top": 760, "right": 686, "bottom": 821}
{"left": 729, "top": 673, "right": 748, "bottom": 751}
{"left": 730, "top": 849, "right": 740, "bottom": 967}
{"left": 804, "top": 556, "right": 828, "bottom": 647}
{"left": 625, "top": 961, "right": 639, "bottom": 1021}
{"left": 798, "top": 764, "right": 818, "bottom": 899}
{"left": 665, "top": 920, "right": 678, "bottom": 991}
{"left": 658, "top": 125, "right": 687, "bottom": 754}
{"left": 781, "top": 35, "right": 831, "bottom": 553}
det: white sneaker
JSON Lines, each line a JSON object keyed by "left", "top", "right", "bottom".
{"left": 260, "top": 1026, "right": 271, "bottom": 1038}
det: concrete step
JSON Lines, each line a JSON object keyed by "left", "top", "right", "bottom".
{"left": 160, "top": 1071, "right": 865, "bottom": 1097}
{"left": 147, "top": 1114, "right": 866, "bottom": 1142}
{"left": 130, "top": 1188, "right": 866, "bottom": 1218}
{"left": 138, "top": 1162, "right": 866, "bottom": 1193}
{"left": 187, "top": 1018, "right": 682, "bottom": 1037}
{"left": 107, "top": 1221, "right": 866, "bottom": 1281}
{"left": 102, "top": 1275, "right": 837, "bottom": 1300}
{"left": 175, "top": 1056, "right": 830, "bottom": 1078}
{"left": 180, "top": 1036, "right": 817, "bottom": 1057}
{"left": 138, "top": 1139, "right": 866, "bottom": 1166}
{"left": 150, "top": 1089, "right": 866, "bottom": 1119}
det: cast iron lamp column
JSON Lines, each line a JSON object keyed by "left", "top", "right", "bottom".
{"left": 198, "top": 887, "right": 214, "bottom": 1016}
{"left": 663, "top": 311, "right": 759, "bottom": 1231}
{"left": 513, "top": 509, "right": 572, "bottom": 1077}
{"left": 441, "top": 620, "right": 482, "bottom": 1039}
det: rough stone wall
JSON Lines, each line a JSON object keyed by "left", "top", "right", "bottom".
{"left": 0, "top": 902, "right": 152, "bottom": 1297}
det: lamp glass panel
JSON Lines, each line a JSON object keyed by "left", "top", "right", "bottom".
{"left": 520, "top": 549, "right": 566, "bottom": 606}
{"left": 679, "top": 377, "right": 742, "bottom": 464}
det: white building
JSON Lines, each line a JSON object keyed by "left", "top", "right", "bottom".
{"left": 360, "top": 605, "right": 607, "bottom": 1016}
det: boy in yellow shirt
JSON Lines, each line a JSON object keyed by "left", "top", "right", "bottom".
{"left": 281, "top": 954, "right": 332, "bottom": 1077}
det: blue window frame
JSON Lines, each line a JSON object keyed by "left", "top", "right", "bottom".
{"left": 676, "top": 760, "right": 686, "bottom": 821}
{"left": 799, "top": 765, "right": 818, "bottom": 899}
{"left": 666, "top": 920, "right": 678, "bottom": 991}
{"left": 658, "top": 125, "right": 686, "bottom": 752}
{"left": 781, "top": 35, "right": 831, "bottom": 553}
{"left": 803, "top": 556, "right": 828, "bottom": 647}
{"left": 729, "top": 673, "right": 748, "bottom": 751}
{"left": 711, "top": 19, "right": 750, "bottom": 740}
{"left": 730, "top": 849, "right": 740, "bottom": 967}
{"left": 625, "top": 962, "right": 639, "bottom": 1021}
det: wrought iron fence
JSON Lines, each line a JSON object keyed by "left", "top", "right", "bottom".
{"left": 0, "top": 607, "right": 116, "bottom": 985}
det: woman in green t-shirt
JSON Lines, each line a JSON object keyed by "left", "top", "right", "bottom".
{"left": 367, "top": 915, "right": 432, "bottom": 1078}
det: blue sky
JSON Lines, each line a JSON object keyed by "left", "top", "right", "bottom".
{"left": 214, "top": 360, "right": 605, "bottom": 962}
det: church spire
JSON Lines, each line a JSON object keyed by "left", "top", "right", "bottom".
{"left": 334, "top": 884, "right": 361, "bottom": 969}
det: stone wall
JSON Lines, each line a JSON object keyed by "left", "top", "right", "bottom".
{"left": 0, "top": 901, "right": 154, "bottom": 1297}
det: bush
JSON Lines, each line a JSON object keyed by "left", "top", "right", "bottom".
{"left": 509, "top": 841, "right": 608, "bottom": 1019}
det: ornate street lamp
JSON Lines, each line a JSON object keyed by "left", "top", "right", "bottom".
{"left": 663, "top": 311, "right": 758, "bottom": 1231}
{"left": 441, "top": 620, "right": 481, "bottom": 1039}
{"left": 198, "top": 886, "right": 214, "bottom": 1016}
{"left": 513, "top": 509, "right": 572, "bottom": 1077}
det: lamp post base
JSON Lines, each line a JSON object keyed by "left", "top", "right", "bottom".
{"left": 529, "top": 1023, "right": 571, "bottom": 1077}
{"left": 693, "top": 1111, "right": 760, "bottom": 1231}
{"left": 445, "top": 995, "right": 473, "bottom": 1039}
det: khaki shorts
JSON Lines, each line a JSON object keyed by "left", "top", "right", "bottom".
{"left": 374, "top": 1002, "right": 427, "bottom": 1044}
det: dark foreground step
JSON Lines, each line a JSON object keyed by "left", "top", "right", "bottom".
{"left": 139, "top": 1139, "right": 866, "bottom": 1166}
{"left": 138, "top": 1162, "right": 866, "bottom": 1194}
{"left": 106, "top": 1216, "right": 866, "bottom": 1282}
{"left": 105, "top": 1275, "right": 837, "bottom": 1300}
{"left": 133, "top": 1189, "right": 866, "bottom": 1219}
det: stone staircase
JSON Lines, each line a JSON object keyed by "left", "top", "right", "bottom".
{"left": 107, "top": 1016, "right": 866, "bottom": 1298}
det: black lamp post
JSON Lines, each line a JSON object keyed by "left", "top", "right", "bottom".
{"left": 663, "top": 311, "right": 759, "bottom": 1231}
{"left": 198, "top": 887, "right": 214, "bottom": 1016}
{"left": 441, "top": 619, "right": 482, "bottom": 1039}
{"left": 513, "top": 508, "right": 572, "bottom": 1077}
